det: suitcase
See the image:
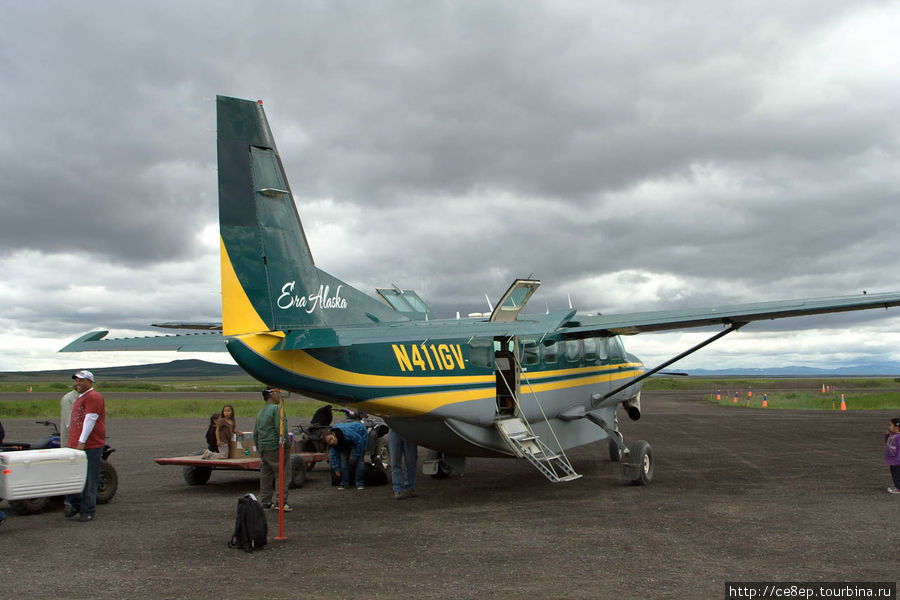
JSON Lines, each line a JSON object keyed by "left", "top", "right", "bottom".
{"left": 0, "top": 448, "right": 87, "bottom": 500}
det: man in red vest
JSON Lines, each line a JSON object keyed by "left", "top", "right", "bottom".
{"left": 65, "top": 370, "right": 106, "bottom": 522}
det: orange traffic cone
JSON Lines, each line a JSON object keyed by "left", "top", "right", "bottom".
{"left": 762, "top": 394, "right": 768, "bottom": 408}
{"left": 840, "top": 394, "right": 846, "bottom": 411}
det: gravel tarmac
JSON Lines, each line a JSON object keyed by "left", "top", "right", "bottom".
{"left": 1, "top": 390, "right": 898, "bottom": 599}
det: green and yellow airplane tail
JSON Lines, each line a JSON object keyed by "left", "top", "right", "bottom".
{"left": 216, "top": 95, "right": 400, "bottom": 336}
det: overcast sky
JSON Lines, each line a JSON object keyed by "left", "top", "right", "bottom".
{"left": 1, "top": 1, "right": 899, "bottom": 373}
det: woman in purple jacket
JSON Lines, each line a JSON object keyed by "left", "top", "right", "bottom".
{"left": 885, "top": 417, "right": 900, "bottom": 494}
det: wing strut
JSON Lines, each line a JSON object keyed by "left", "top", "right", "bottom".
{"left": 593, "top": 323, "right": 746, "bottom": 406}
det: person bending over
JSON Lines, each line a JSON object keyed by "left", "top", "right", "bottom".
{"left": 324, "top": 421, "right": 369, "bottom": 490}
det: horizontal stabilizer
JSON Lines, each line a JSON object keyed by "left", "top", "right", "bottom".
{"left": 152, "top": 322, "right": 223, "bottom": 331}
{"left": 59, "top": 330, "right": 225, "bottom": 353}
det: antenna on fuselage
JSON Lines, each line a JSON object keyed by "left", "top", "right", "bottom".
{"left": 567, "top": 293, "right": 573, "bottom": 309}
{"left": 485, "top": 293, "right": 494, "bottom": 312}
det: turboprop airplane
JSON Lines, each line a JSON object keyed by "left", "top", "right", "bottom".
{"left": 62, "top": 95, "right": 900, "bottom": 485}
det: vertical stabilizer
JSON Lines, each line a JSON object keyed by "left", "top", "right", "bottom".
{"left": 216, "top": 95, "right": 401, "bottom": 336}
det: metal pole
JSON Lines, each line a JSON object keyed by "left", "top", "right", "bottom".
{"left": 593, "top": 323, "right": 744, "bottom": 406}
{"left": 275, "top": 395, "right": 286, "bottom": 541}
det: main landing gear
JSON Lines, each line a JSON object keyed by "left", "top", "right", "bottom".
{"left": 586, "top": 413, "right": 653, "bottom": 486}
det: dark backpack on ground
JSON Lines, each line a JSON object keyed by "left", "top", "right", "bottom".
{"left": 364, "top": 460, "right": 389, "bottom": 486}
{"left": 228, "top": 494, "right": 268, "bottom": 552}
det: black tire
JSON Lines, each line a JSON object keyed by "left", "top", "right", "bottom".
{"left": 96, "top": 460, "right": 118, "bottom": 504}
{"left": 375, "top": 438, "right": 390, "bottom": 469}
{"left": 624, "top": 440, "right": 653, "bottom": 486}
{"left": 289, "top": 454, "right": 307, "bottom": 489}
{"left": 608, "top": 431, "right": 624, "bottom": 462}
{"left": 182, "top": 465, "right": 212, "bottom": 485}
{"left": 430, "top": 460, "right": 452, "bottom": 479}
{"left": 8, "top": 496, "right": 51, "bottom": 515}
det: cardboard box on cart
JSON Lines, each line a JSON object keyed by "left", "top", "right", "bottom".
{"left": 229, "top": 432, "right": 258, "bottom": 459}
{"left": 0, "top": 448, "right": 87, "bottom": 500}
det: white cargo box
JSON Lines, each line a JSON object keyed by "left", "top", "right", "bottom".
{"left": 0, "top": 448, "right": 87, "bottom": 500}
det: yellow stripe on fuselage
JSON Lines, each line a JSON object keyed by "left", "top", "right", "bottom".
{"left": 238, "top": 332, "right": 644, "bottom": 416}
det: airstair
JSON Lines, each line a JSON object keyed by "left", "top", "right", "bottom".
{"left": 493, "top": 346, "right": 581, "bottom": 483}
{"left": 495, "top": 417, "right": 581, "bottom": 483}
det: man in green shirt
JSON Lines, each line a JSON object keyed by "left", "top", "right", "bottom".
{"left": 253, "top": 387, "right": 292, "bottom": 512}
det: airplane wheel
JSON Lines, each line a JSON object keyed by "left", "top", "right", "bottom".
{"left": 624, "top": 440, "right": 653, "bottom": 486}
{"left": 608, "top": 431, "right": 624, "bottom": 462}
{"left": 430, "top": 460, "right": 452, "bottom": 479}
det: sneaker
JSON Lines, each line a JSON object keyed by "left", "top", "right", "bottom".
{"left": 63, "top": 506, "right": 78, "bottom": 519}
{"left": 262, "top": 502, "right": 274, "bottom": 509}
{"left": 76, "top": 514, "right": 94, "bottom": 522}
{"left": 404, "top": 488, "right": 416, "bottom": 498}
{"left": 356, "top": 484, "right": 365, "bottom": 490}
{"left": 0, "top": 516, "right": 6, "bottom": 527}
{"left": 281, "top": 504, "right": 293, "bottom": 512}
{"left": 888, "top": 487, "right": 900, "bottom": 494}
{"left": 393, "top": 491, "right": 404, "bottom": 500}
{"left": 338, "top": 485, "right": 349, "bottom": 490}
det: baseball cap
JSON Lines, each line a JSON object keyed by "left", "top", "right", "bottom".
{"left": 72, "top": 370, "right": 95, "bottom": 382}
{"left": 262, "top": 386, "right": 283, "bottom": 399}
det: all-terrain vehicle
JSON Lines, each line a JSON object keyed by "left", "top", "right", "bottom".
{"left": 0, "top": 420, "right": 119, "bottom": 514}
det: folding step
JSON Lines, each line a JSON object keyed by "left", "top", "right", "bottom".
{"left": 495, "top": 417, "right": 581, "bottom": 483}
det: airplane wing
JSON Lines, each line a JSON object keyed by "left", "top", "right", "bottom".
{"left": 59, "top": 292, "right": 900, "bottom": 352}
{"left": 562, "top": 291, "right": 900, "bottom": 336}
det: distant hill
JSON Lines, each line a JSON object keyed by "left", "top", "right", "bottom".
{"left": 684, "top": 362, "right": 900, "bottom": 377}
{"left": 1, "top": 359, "right": 247, "bottom": 379}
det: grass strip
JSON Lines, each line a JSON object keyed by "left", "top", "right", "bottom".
{"left": 0, "top": 397, "right": 328, "bottom": 419}
{"left": 706, "top": 391, "right": 900, "bottom": 410}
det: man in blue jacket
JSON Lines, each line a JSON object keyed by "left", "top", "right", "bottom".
{"left": 324, "top": 422, "right": 369, "bottom": 490}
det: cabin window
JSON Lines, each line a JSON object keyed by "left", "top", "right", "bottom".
{"left": 565, "top": 339, "right": 582, "bottom": 363}
{"left": 542, "top": 341, "right": 558, "bottom": 364}
{"left": 597, "top": 337, "right": 610, "bottom": 362}
{"left": 521, "top": 338, "right": 539, "bottom": 366}
{"left": 469, "top": 338, "right": 493, "bottom": 368}
{"left": 583, "top": 338, "right": 599, "bottom": 363}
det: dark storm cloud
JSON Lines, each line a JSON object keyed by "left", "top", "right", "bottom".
{"left": 0, "top": 0, "right": 898, "bottom": 370}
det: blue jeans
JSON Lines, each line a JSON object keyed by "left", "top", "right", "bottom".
{"left": 891, "top": 465, "right": 900, "bottom": 488}
{"left": 338, "top": 450, "right": 366, "bottom": 487}
{"left": 66, "top": 447, "right": 102, "bottom": 517}
{"left": 388, "top": 430, "right": 418, "bottom": 493}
